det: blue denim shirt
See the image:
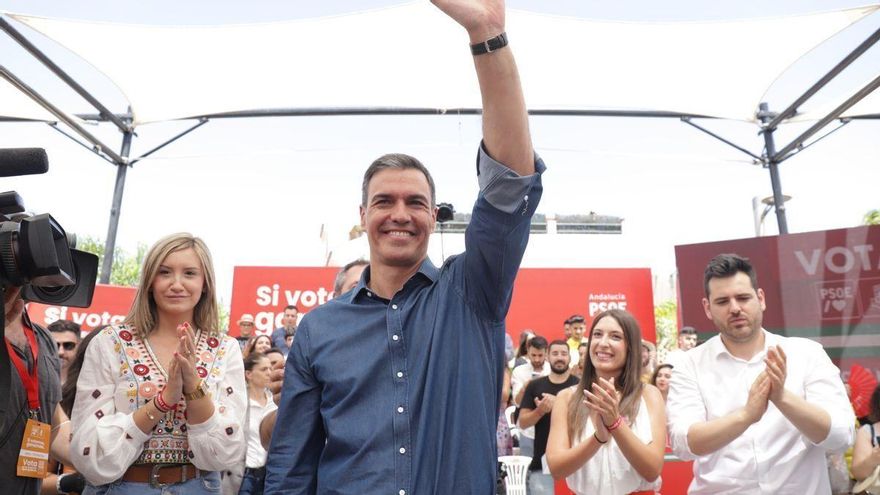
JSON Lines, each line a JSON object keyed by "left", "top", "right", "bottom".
{"left": 265, "top": 146, "right": 544, "bottom": 494}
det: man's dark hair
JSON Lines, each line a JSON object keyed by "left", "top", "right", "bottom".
{"left": 333, "top": 259, "right": 369, "bottom": 294}
{"left": 284, "top": 305, "right": 299, "bottom": 313}
{"left": 48, "top": 319, "right": 81, "bottom": 341}
{"left": 548, "top": 339, "right": 569, "bottom": 352}
{"left": 527, "top": 335, "right": 548, "bottom": 351}
{"left": 680, "top": 326, "right": 697, "bottom": 336}
{"left": 703, "top": 253, "right": 759, "bottom": 297}
{"left": 361, "top": 153, "right": 436, "bottom": 207}
{"left": 568, "top": 314, "right": 586, "bottom": 325}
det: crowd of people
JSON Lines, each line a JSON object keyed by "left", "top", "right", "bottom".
{"left": 0, "top": 1, "right": 872, "bottom": 494}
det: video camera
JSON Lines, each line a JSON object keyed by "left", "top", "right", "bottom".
{"left": 0, "top": 148, "right": 98, "bottom": 307}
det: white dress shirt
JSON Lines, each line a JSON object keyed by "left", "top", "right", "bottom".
{"left": 667, "top": 329, "right": 854, "bottom": 495}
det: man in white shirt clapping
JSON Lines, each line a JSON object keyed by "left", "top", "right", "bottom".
{"left": 667, "top": 253, "right": 854, "bottom": 495}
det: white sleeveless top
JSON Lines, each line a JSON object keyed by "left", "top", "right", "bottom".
{"left": 566, "top": 396, "right": 662, "bottom": 495}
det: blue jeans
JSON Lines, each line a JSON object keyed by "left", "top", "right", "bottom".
{"left": 84, "top": 471, "right": 221, "bottom": 495}
{"left": 237, "top": 467, "right": 265, "bottom": 495}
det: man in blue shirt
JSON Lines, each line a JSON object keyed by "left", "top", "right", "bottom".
{"left": 271, "top": 305, "right": 298, "bottom": 355}
{"left": 265, "top": 0, "right": 544, "bottom": 493}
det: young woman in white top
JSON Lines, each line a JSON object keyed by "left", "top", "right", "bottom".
{"left": 238, "top": 351, "right": 277, "bottom": 495}
{"left": 545, "top": 309, "right": 666, "bottom": 495}
{"left": 70, "top": 233, "right": 246, "bottom": 494}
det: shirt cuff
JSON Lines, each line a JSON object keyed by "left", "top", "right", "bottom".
{"left": 477, "top": 142, "right": 545, "bottom": 214}
{"left": 124, "top": 413, "right": 152, "bottom": 444}
{"left": 670, "top": 421, "right": 698, "bottom": 461}
{"left": 815, "top": 408, "right": 855, "bottom": 452}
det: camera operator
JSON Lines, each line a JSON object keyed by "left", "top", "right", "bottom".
{"left": 1, "top": 287, "right": 73, "bottom": 494}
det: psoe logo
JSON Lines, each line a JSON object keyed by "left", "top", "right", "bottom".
{"left": 814, "top": 281, "right": 861, "bottom": 320}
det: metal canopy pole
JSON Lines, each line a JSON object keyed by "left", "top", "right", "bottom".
{"left": 772, "top": 73, "right": 880, "bottom": 163}
{"left": 758, "top": 103, "right": 789, "bottom": 235}
{"left": 100, "top": 129, "right": 133, "bottom": 284}
{"left": 0, "top": 16, "right": 130, "bottom": 134}
{"left": 766, "top": 26, "right": 880, "bottom": 130}
{"left": 0, "top": 65, "right": 125, "bottom": 164}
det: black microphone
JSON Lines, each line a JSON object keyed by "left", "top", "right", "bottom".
{"left": 0, "top": 148, "right": 49, "bottom": 177}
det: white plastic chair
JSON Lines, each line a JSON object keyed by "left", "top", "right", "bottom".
{"left": 498, "top": 455, "right": 532, "bottom": 495}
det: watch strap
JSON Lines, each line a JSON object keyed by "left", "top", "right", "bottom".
{"left": 470, "top": 32, "right": 508, "bottom": 56}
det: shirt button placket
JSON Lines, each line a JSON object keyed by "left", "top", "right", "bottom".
{"left": 388, "top": 298, "right": 410, "bottom": 494}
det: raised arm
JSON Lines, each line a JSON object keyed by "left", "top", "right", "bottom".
{"left": 432, "top": 0, "right": 533, "bottom": 175}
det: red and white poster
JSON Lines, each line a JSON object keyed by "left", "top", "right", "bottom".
{"left": 675, "top": 225, "right": 880, "bottom": 377}
{"left": 229, "top": 266, "right": 656, "bottom": 342}
{"left": 26, "top": 284, "right": 137, "bottom": 333}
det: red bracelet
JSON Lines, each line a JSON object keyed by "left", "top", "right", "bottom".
{"left": 154, "top": 391, "right": 176, "bottom": 413}
{"left": 604, "top": 416, "right": 623, "bottom": 432}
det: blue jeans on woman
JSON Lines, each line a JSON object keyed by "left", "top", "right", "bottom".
{"left": 237, "top": 467, "right": 266, "bottom": 495}
{"left": 83, "top": 471, "right": 221, "bottom": 495}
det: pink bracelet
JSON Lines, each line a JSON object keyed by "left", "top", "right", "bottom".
{"left": 604, "top": 416, "right": 623, "bottom": 432}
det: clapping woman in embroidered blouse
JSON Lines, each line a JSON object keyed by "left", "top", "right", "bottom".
{"left": 70, "top": 233, "right": 246, "bottom": 493}
{"left": 545, "top": 309, "right": 666, "bottom": 495}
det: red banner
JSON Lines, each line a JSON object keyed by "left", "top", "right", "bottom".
{"left": 229, "top": 267, "right": 338, "bottom": 336}
{"left": 675, "top": 225, "right": 880, "bottom": 375}
{"left": 26, "top": 284, "right": 137, "bottom": 333}
{"left": 229, "top": 266, "right": 656, "bottom": 343}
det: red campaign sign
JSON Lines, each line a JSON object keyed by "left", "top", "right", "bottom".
{"left": 26, "top": 284, "right": 137, "bottom": 333}
{"left": 230, "top": 266, "right": 656, "bottom": 344}
{"left": 229, "top": 267, "right": 339, "bottom": 337}
{"left": 506, "top": 268, "right": 656, "bottom": 344}
{"left": 675, "top": 225, "right": 880, "bottom": 375}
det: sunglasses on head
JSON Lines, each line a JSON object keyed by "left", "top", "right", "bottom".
{"left": 56, "top": 342, "right": 76, "bottom": 351}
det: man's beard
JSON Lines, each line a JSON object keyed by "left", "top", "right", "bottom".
{"left": 550, "top": 361, "right": 569, "bottom": 375}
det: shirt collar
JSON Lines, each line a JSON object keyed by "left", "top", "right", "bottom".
{"left": 351, "top": 258, "right": 440, "bottom": 303}
{"left": 711, "top": 328, "right": 778, "bottom": 363}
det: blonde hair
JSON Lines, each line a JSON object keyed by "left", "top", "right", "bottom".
{"left": 125, "top": 232, "right": 219, "bottom": 337}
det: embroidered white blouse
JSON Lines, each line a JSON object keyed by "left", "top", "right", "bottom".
{"left": 70, "top": 324, "right": 247, "bottom": 486}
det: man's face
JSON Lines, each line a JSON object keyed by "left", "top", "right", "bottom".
{"left": 678, "top": 333, "right": 697, "bottom": 351}
{"left": 702, "top": 272, "right": 765, "bottom": 345}
{"left": 340, "top": 264, "right": 367, "bottom": 294}
{"left": 282, "top": 308, "right": 298, "bottom": 329}
{"left": 578, "top": 345, "right": 587, "bottom": 366}
{"left": 266, "top": 351, "right": 284, "bottom": 369}
{"left": 570, "top": 322, "right": 586, "bottom": 341}
{"left": 548, "top": 344, "right": 571, "bottom": 375}
{"left": 527, "top": 346, "right": 546, "bottom": 370}
{"left": 360, "top": 168, "right": 436, "bottom": 272}
{"left": 563, "top": 323, "right": 572, "bottom": 339}
{"left": 238, "top": 321, "right": 254, "bottom": 338}
{"left": 54, "top": 330, "right": 78, "bottom": 370}
{"left": 641, "top": 345, "right": 650, "bottom": 366}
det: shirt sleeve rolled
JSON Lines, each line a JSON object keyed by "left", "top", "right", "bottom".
{"left": 801, "top": 340, "right": 854, "bottom": 453}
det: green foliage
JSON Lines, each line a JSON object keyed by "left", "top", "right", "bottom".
{"left": 77, "top": 236, "right": 146, "bottom": 287}
{"left": 864, "top": 209, "right": 880, "bottom": 226}
{"left": 654, "top": 299, "right": 679, "bottom": 358}
{"left": 218, "top": 301, "right": 230, "bottom": 335}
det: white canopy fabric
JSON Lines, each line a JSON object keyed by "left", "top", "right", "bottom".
{"left": 0, "top": 76, "right": 58, "bottom": 121}
{"left": 3, "top": 3, "right": 879, "bottom": 126}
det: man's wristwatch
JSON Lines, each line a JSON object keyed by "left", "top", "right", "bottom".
{"left": 184, "top": 379, "right": 209, "bottom": 401}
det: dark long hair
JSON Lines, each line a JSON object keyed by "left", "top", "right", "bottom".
{"left": 59, "top": 326, "right": 105, "bottom": 417}
{"left": 567, "top": 309, "right": 644, "bottom": 439}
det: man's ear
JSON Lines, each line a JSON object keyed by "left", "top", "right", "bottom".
{"left": 702, "top": 298, "right": 712, "bottom": 320}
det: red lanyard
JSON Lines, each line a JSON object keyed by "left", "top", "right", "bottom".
{"left": 4, "top": 323, "right": 41, "bottom": 413}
